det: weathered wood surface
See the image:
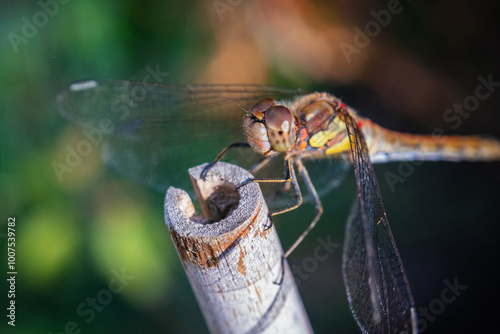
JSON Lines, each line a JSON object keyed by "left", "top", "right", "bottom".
{"left": 164, "top": 162, "right": 313, "bottom": 334}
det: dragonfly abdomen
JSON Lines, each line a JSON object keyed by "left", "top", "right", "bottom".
{"left": 360, "top": 118, "right": 500, "bottom": 163}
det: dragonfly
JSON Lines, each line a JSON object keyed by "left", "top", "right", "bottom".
{"left": 57, "top": 80, "right": 500, "bottom": 334}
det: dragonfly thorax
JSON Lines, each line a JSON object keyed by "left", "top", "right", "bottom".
{"left": 243, "top": 98, "right": 297, "bottom": 156}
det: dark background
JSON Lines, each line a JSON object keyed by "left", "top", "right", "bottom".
{"left": 1, "top": 0, "right": 499, "bottom": 333}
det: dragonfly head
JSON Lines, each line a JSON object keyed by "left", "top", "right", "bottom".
{"left": 243, "top": 98, "right": 297, "bottom": 156}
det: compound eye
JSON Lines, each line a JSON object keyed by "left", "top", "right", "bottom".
{"left": 249, "top": 98, "right": 275, "bottom": 120}
{"left": 265, "top": 106, "right": 296, "bottom": 152}
{"left": 266, "top": 106, "right": 293, "bottom": 131}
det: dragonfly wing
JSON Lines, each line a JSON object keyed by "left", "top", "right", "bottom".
{"left": 57, "top": 80, "right": 305, "bottom": 191}
{"left": 253, "top": 155, "right": 351, "bottom": 211}
{"left": 302, "top": 157, "right": 350, "bottom": 199}
{"left": 341, "top": 109, "right": 417, "bottom": 334}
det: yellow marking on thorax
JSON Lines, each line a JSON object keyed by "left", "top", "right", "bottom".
{"left": 309, "top": 119, "right": 344, "bottom": 148}
{"left": 325, "top": 135, "right": 351, "bottom": 155}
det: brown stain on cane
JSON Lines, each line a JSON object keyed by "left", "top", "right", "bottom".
{"left": 254, "top": 228, "right": 260, "bottom": 238}
{"left": 254, "top": 286, "right": 262, "bottom": 303}
{"left": 170, "top": 230, "right": 220, "bottom": 267}
{"left": 237, "top": 247, "right": 246, "bottom": 276}
{"left": 217, "top": 284, "right": 224, "bottom": 300}
{"left": 169, "top": 198, "right": 263, "bottom": 268}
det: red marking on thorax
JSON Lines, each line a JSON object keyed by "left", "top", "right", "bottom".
{"left": 298, "top": 128, "right": 309, "bottom": 151}
{"left": 299, "top": 128, "right": 308, "bottom": 141}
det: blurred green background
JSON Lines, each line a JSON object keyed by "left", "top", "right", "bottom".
{"left": 1, "top": 0, "right": 500, "bottom": 333}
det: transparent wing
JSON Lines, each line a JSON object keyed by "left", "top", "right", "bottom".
{"left": 340, "top": 108, "right": 417, "bottom": 334}
{"left": 57, "top": 80, "right": 305, "bottom": 191}
{"left": 252, "top": 156, "right": 350, "bottom": 210}
{"left": 302, "top": 157, "right": 350, "bottom": 199}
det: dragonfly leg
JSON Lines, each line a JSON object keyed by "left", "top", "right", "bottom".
{"left": 201, "top": 142, "right": 251, "bottom": 180}
{"left": 237, "top": 158, "right": 303, "bottom": 230}
{"left": 248, "top": 156, "right": 272, "bottom": 174}
{"left": 272, "top": 162, "right": 304, "bottom": 285}
{"left": 267, "top": 158, "right": 303, "bottom": 217}
{"left": 264, "top": 180, "right": 292, "bottom": 208}
{"left": 284, "top": 159, "right": 323, "bottom": 258}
